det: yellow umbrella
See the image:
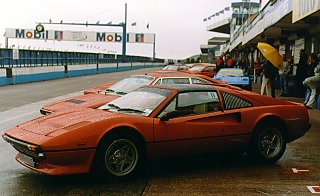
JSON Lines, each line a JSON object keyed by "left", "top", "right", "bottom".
{"left": 257, "top": 42, "right": 283, "bottom": 69}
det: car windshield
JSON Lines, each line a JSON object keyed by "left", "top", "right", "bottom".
{"left": 216, "top": 69, "right": 245, "bottom": 77}
{"left": 99, "top": 87, "right": 172, "bottom": 116}
{"left": 188, "top": 65, "right": 204, "bottom": 72}
{"left": 104, "top": 76, "right": 154, "bottom": 95}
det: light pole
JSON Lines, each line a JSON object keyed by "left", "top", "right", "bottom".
{"left": 122, "top": 3, "right": 127, "bottom": 62}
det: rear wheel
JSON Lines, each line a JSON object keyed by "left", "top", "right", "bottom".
{"left": 95, "top": 133, "right": 144, "bottom": 180}
{"left": 252, "top": 126, "right": 286, "bottom": 163}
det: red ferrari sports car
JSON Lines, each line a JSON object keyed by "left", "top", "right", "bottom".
{"left": 182, "top": 63, "right": 216, "bottom": 77}
{"left": 40, "top": 71, "right": 226, "bottom": 115}
{"left": 161, "top": 64, "right": 188, "bottom": 71}
{"left": 3, "top": 84, "right": 310, "bottom": 179}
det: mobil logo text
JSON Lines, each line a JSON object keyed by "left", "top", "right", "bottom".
{"left": 96, "top": 33, "right": 126, "bottom": 42}
{"left": 15, "top": 29, "right": 49, "bottom": 39}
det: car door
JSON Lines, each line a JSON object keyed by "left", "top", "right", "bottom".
{"left": 214, "top": 91, "right": 254, "bottom": 150}
{"left": 153, "top": 90, "right": 243, "bottom": 158}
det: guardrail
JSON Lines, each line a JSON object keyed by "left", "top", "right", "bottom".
{"left": 0, "top": 48, "right": 165, "bottom": 86}
{"left": 0, "top": 62, "right": 166, "bottom": 86}
{"left": 0, "top": 48, "right": 163, "bottom": 67}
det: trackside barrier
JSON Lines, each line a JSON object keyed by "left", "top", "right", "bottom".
{"left": 0, "top": 62, "right": 165, "bottom": 86}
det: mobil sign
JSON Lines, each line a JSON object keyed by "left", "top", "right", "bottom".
{"left": 5, "top": 28, "right": 155, "bottom": 44}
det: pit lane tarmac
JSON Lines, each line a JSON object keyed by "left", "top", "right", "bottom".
{"left": 0, "top": 68, "right": 319, "bottom": 195}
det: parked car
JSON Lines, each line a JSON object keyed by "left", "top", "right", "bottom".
{"left": 40, "top": 71, "right": 226, "bottom": 115}
{"left": 3, "top": 84, "right": 310, "bottom": 179}
{"left": 214, "top": 68, "right": 252, "bottom": 91}
{"left": 161, "top": 64, "right": 188, "bottom": 71}
{"left": 182, "top": 63, "right": 216, "bottom": 77}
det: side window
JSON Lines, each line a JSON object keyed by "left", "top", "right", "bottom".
{"left": 161, "top": 78, "right": 190, "bottom": 84}
{"left": 221, "top": 92, "right": 252, "bottom": 110}
{"left": 191, "top": 78, "right": 210, "bottom": 84}
{"left": 176, "top": 91, "right": 221, "bottom": 116}
{"left": 158, "top": 98, "right": 177, "bottom": 118}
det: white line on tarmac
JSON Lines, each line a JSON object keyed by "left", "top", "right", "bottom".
{"left": 307, "top": 186, "right": 320, "bottom": 194}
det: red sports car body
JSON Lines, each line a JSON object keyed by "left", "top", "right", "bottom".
{"left": 3, "top": 84, "right": 310, "bottom": 179}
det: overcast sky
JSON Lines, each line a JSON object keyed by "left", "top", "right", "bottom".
{"left": 0, "top": 0, "right": 263, "bottom": 59}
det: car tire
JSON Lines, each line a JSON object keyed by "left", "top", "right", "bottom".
{"left": 251, "top": 126, "right": 286, "bottom": 163}
{"left": 95, "top": 133, "right": 144, "bottom": 180}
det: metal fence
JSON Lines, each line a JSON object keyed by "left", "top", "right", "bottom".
{"left": 0, "top": 48, "right": 163, "bottom": 67}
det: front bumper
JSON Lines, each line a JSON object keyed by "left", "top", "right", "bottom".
{"left": 16, "top": 148, "right": 96, "bottom": 175}
{"left": 3, "top": 134, "right": 96, "bottom": 175}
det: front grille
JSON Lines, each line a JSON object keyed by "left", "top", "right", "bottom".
{"left": 12, "top": 143, "right": 39, "bottom": 157}
{"left": 3, "top": 135, "right": 44, "bottom": 159}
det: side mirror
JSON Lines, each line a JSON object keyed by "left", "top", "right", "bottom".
{"left": 160, "top": 110, "right": 179, "bottom": 121}
{"left": 160, "top": 114, "right": 170, "bottom": 121}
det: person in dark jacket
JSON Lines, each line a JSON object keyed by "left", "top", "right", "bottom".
{"left": 307, "top": 53, "right": 318, "bottom": 77}
{"left": 215, "top": 54, "right": 224, "bottom": 72}
{"left": 295, "top": 49, "right": 308, "bottom": 97}
{"left": 261, "top": 60, "right": 278, "bottom": 98}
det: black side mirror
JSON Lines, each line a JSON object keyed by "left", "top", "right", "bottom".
{"left": 160, "top": 114, "right": 170, "bottom": 121}
{"left": 160, "top": 110, "right": 179, "bottom": 121}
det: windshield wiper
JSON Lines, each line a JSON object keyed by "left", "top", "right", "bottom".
{"left": 104, "top": 89, "right": 115, "bottom": 94}
{"left": 106, "top": 103, "right": 121, "bottom": 110}
{"left": 115, "top": 91, "right": 127, "bottom": 95}
{"left": 117, "top": 108, "right": 145, "bottom": 114}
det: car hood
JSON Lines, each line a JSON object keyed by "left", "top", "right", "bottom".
{"left": 17, "top": 109, "right": 113, "bottom": 136}
{"left": 43, "top": 93, "right": 119, "bottom": 112}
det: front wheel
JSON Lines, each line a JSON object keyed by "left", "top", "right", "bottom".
{"left": 252, "top": 126, "right": 286, "bottom": 163}
{"left": 95, "top": 134, "right": 144, "bottom": 180}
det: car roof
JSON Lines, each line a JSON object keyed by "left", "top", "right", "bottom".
{"left": 144, "top": 84, "right": 216, "bottom": 93}
{"left": 192, "top": 63, "right": 215, "bottom": 67}
{"left": 219, "top": 68, "right": 243, "bottom": 71}
{"left": 136, "top": 71, "right": 195, "bottom": 78}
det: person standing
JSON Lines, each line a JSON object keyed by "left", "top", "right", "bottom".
{"left": 278, "top": 55, "right": 291, "bottom": 97}
{"left": 216, "top": 54, "right": 224, "bottom": 72}
{"left": 307, "top": 53, "right": 317, "bottom": 77}
{"left": 225, "top": 54, "right": 234, "bottom": 68}
{"left": 261, "top": 60, "right": 271, "bottom": 97}
{"left": 295, "top": 49, "right": 308, "bottom": 97}
{"left": 303, "top": 63, "right": 320, "bottom": 107}
{"left": 261, "top": 60, "right": 278, "bottom": 98}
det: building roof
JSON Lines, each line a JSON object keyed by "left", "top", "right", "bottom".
{"left": 231, "top": 2, "right": 260, "bottom": 8}
{"left": 208, "top": 36, "right": 230, "bottom": 45}
{"left": 206, "top": 18, "right": 231, "bottom": 34}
